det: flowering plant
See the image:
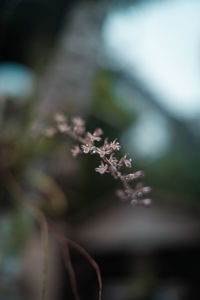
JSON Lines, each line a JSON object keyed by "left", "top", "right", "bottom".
{"left": 45, "top": 113, "right": 152, "bottom": 207}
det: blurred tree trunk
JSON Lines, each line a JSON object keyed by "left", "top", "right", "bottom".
{"left": 38, "top": 0, "right": 111, "bottom": 118}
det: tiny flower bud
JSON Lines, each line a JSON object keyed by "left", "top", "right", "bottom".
{"left": 81, "top": 145, "right": 90, "bottom": 154}
{"left": 141, "top": 186, "right": 152, "bottom": 194}
{"left": 87, "top": 132, "right": 101, "bottom": 142}
{"left": 124, "top": 158, "right": 132, "bottom": 168}
{"left": 141, "top": 199, "right": 152, "bottom": 206}
{"left": 131, "top": 199, "right": 138, "bottom": 206}
{"left": 95, "top": 162, "right": 108, "bottom": 174}
{"left": 137, "top": 191, "right": 143, "bottom": 198}
{"left": 108, "top": 154, "right": 118, "bottom": 166}
{"left": 93, "top": 128, "right": 103, "bottom": 136}
{"left": 124, "top": 174, "right": 136, "bottom": 182}
{"left": 119, "top": 154, "right": 132, "bottom": 168}
{"left": 110, "top": 139, "right": 121, "bottom": 151}
{"left": 134, "top": 170, "right": 145, "bottom": 178}
{"left": 124, "top": 171, "right": 144, "bottom": 182}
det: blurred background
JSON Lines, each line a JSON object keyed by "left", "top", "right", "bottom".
{"left": 0, "top": 0, "right": 200, "bottom": 299}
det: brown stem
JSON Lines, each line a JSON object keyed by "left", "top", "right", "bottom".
{"left": 67, "top": 238, "right": 102, "bottom": 300}
{"left": 62, "top": 240, "right": 80, "bottom": 300}
{"left": 48, "top": 220, "right": 103, "bottom": 300}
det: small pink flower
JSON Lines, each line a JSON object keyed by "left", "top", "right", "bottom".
{"left": 96, "top": 148, "right": 112, "bottom": 158}
{"left": 119, "top": 154, "right": 132, "bottom": 168}
{"left": 101, "top": 138, "right": 110, "bottom": 151}
{"left": 95, "top": 162, "right": 108, "bottom": 175}
{"left": 87, "top": 132, "right": 101, "bottom": 142}
{"left": 81, "top": 144, "right": 95, "bottom": 154}
{"left": 110, "top": 139, "right": 121, "bottom": 151}
{"left": 108, "top": 154, "right": 118, "bottom": 167}
{"left": 81, "top": 145, "right": 91, "bottom": 154}
{"left": 124, "top": 158, "right": 132, "bottom": 168}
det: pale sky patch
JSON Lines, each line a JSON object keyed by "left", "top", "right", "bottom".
{"left": 103, "top": 0, "right": 200, "bottom": 119}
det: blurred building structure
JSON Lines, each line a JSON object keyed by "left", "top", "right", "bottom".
{"left": 75, "top": 202, "right": 200, "bottom": 300}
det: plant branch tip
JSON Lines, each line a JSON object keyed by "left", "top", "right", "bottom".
{"left": 44, "top": 113, "right": 152, "bottom": 206}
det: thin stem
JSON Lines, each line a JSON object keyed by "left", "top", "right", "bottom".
{"left": 67, "top": 238, "right": 103, "bottom": 300}
{"left": 49, "top": 220, "right": 103, "bottom": 300}
{"left": 62, "top": 241, "right": 80, "bottom": 300}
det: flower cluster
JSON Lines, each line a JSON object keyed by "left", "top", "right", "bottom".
{"left": 45, "top": 113, "right": 152, "bottom": 206}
